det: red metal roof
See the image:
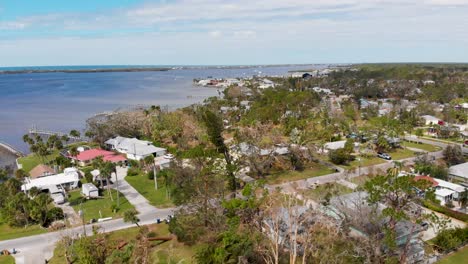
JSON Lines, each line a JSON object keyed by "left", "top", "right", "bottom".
{"left": 71, "top": 149, "right": 127, "bottom": 163}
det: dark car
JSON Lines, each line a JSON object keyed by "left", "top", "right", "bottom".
{"left": 377, "top": 152, "right": 392, "bottom": 160}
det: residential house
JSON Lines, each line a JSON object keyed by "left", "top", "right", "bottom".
{"left": 105, "top": 136, "right": 166, "bottom": 161}
{"left": 21, "top": 167, "right": 80, "bottom": 192}
{"left": 434, "top": 178, "right": 464, "bottom": 204}
{"left": 69, "top": 149, "right": 127, "bottom": 166}
{"left": 258, "top": 79, "right": 275, "bottom": 89}
{"left": 420, "top": 115, "right": 442, "bottom": 126}
{"left": 449, "top": 162, "right": 468, "bottom": 183}
{"left": 29, "top": 164, "right": 55, "bottom": 179}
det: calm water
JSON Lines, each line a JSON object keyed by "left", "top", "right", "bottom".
{"left": 0, "top": 65, "right": 320, "bottom": 156}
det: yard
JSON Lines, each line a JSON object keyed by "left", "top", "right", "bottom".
{"left": 125, "top": 175, "right": 174, "bottom": 208}
{"left": 0, "top": 223, "right": 47, "bottom": 241}
{"left": 301, "top": 182, "right": 353, "bottom": 202}
{"left": 49, "top": 224, "right": 196, "bottom": 264}
{"left": 340, "top": 156, "right": 386, "bottom": 170}
{"left": 389, "top": 148, "right": 416, "bottom": 160}
{"left": 266, "top": 164, "right": 336, "bottom": 185}
{"left": 349, "top": 174, "right": 376, "bottom": 187}
{"left": 17, "top": 150, "right": 60, "bottom": 172}
{"left": 0, "top": 256, "right": 14, "bottom": 264}
{"left": 401, "top": 141, "right": 441, "bottom": 152}
{"left": 437, "top": 246, "right": 468, "bottom": 264}
{"left": 68, "top": 189, "right": 134, "bottom": 222}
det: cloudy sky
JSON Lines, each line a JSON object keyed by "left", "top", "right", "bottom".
{"left": 1, "top": 0, "right": 468, "bottom": 66}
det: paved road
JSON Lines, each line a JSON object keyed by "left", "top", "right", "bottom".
{"left": 0, "top": 209, "right": 174, "bottom": 264}
{"left": 0, "top": 166, "right": 174, "bottom": 264}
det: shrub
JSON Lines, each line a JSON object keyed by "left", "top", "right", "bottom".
{"left": 127, "top": 167, "right": 140, "bottom": 176}
{"left": 423, "top": 200, "right": 468, "bottom": 222}
{"left": 431, "top": 227, "right": 468, "bottom": 252}
{"left": 147, "top": 170, "right": 154, "bottom": 180}
{"left": 329, "top": 148, "right": 353, "bottom": 165}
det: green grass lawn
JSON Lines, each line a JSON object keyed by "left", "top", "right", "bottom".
{"left": 17, "top": 150, "right": 59, "bottom": 172}
{"left": 0, "top": 255, "right": 15, "bottom": 264}
{"left": 401, "top": 141, "right": 441, "bottom": 152}
{"left": 266, "top": 164, "right": 336, "bottom": 185}
{"left": 437, "top": 246, "right": 468, "bottom": 264}
{"left": 390, "top": 148, "right": 416, "bottom": 160}
{"left": 340, "top": 156, "right": 386, "bottom": 170}
{"left": 0, "top": 223, "right": 47, "bottom": 241}
{"left": 68, "top": 189, "right": 135, "bottom": 222}
{"left": 301, "top": 182, "right": 353, "bottom": 202}
{"left": 50, "top": 223, "right": 196, "bottom": 264}
{"left": 125, "top": 175, "right": 174, "bottom": 208}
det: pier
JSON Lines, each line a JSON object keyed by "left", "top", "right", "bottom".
{"left": 28, "top": 126, "right": 88, "bottom": 145}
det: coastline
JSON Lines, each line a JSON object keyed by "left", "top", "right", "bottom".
{"left": 0, "top": 142, "right": 22, "bottom": 169}
{"left": 0, "top": 67, "right": 172, "bottom": 75}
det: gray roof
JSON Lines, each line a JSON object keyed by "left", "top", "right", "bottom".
{"left": 105, "top": 136, "right": 166, "bottom": 156}
{"left": 449, "top": 162, "right": 468, "bottom": 179}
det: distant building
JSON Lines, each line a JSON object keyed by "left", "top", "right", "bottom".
{"left": 29, "top": 164, "right": 55, "bottom": 179}
{"left": 105, "top": 136, "right": 166, "bottom": 161}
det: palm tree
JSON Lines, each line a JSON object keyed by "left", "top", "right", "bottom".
{"left": 123, "top": 209, "right": 140, "bottom": 227}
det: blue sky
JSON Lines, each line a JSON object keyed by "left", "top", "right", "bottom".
{"left": 1, "top": 0, "right": 468, "bottom": 66}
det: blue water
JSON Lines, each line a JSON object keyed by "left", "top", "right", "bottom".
{"left": 0, "top": 65, "right": 321, "bottom": 153}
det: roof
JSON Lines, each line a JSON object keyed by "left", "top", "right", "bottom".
{"left": 414, "top": 176, "right": 438, "bottom": 188}
{"left": 82, "top": 183, "right": 98, "bottom": 192}
{"left": 435, "top": 188, "right": 455, "bottom": 197}
{"left": 21, "top": 168, "right": 79, "bottom": 191}
{"left": 434, "top": 178, "right": 465, "bottom": 193}
{"left": 449, "top": 162, "right": 468, "bottom": 179}
{"left": 71, "top": 149, "right": 127, "bottom": 163}
{"left": 105, "top": 136, "right": 166, "bottom": 156}
{"left": 324, "top": 140, "right": 346, "bottom": 150}
{"left": 421, "top": 115, "right": 440, "bottom": 121}
{"left": 29, "top": 164, "right": 55, "bottom": 179}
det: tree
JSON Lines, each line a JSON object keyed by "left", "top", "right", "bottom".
{"left": 364, "top": 169, "right": 432, "bottom": 263}
{"left": 329, "top": 148, "right": 353, "bottom": 165}
{"left": 70, "top": 129, "right": 81, "bottom": 138}
{"left": 443, "top": 145, "right": 464, "bottom": 166}
{"left": 415, "top": 128, "right": 424, "bottom": 138}
{"left": 123, "top": 209, "right": 140, "bottom": 227}
{"left": 15, "top": 169, "right": 27, "bottom": 180}
{"left": 201, "top": 108, "right": 237, "bottom": 193}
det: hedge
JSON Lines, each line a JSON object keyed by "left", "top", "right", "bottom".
{"left": 423, "top": 200, "right": 468, "bottom": 222}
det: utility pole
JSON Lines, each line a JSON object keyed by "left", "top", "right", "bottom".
{"left": 154, "top": 163, "right": 158, "bottom": 190}
{"left": 115, "top": 168, "right": 120, "bottom": 208}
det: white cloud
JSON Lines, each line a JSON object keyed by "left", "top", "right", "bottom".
{"left": 209, "top": 30, "right": 222, "bottom": 38}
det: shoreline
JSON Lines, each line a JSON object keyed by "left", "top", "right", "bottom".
{"left": 0, "top": 67, "right": 172, "bottom": 75}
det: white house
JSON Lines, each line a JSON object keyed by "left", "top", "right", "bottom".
{"left": 82, "top": 183, "right": 99, "bottom": 198}
{"left": 435, "top": 188, "right": 456, "bottom": 205}
{"left": 434, "top": 178, "right": 465, "bottom": 202}
{"left": 258, "top": 79, "right": 275, "bottom": 89}
{"left": 449, "top": 162, "right": 468, "bottom": 182}
{"left": 105, "top": 136, "right": 166, "bottom": 161}
{"left": 21, "top": 168, "right": 80, "bottom": 192}
{"left": 320, "top": 140, "right": 358, "bottom": 154}
{"left": 420, "top": 115, "right": 441, "bottom": 126}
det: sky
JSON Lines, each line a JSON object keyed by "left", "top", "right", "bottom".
{"left": 1, "top": 0, "right": 468, "bottom": 66}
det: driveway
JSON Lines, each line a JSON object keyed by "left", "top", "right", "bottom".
{"left": 112, "top": 166, "right": 157, "bottom": 214}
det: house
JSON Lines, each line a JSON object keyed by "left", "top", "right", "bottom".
{"left": 321, "top": 140, "right": 358, "bottom": 154}
{"left": 258, "top": 79, "right": 275, "bottom": 89}
{"left": 434, "top": 178, "right": 465, "bottom": 204}
{"left": 448, "top": 162, "right": 468, "bottom": 182}
{"left": 420, "top": 115, "right": 441, "bottom": 126}
{"left": 29, "top": 164, "right": 55, "bottom": 179}
{"left": 82, "top": 183, "right": 99, "bottom": 198}
{"left": 21, "top": 167, "right": 80, "bottom": 192}
{"left": 105, "top": 136, "right": 166, "bottom": 161}
{"left": 69, "top": 149, "right": 127, "bottom": 166}
{"left": 311, "top": 87, "right": 334, "bottom": 95}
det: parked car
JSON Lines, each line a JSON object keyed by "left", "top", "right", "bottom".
{"left": 377, "top": 152, "right": 392, "bottom": 160}
{"left": 420, "top": 221, "right": 429, "bottom": 231}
